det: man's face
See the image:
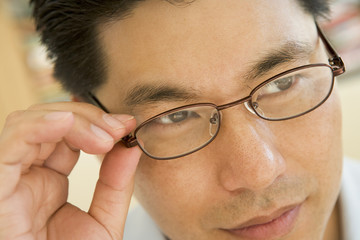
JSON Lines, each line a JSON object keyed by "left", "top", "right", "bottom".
{"left": 96, "top": 0, "right": 343, "bottom": 239}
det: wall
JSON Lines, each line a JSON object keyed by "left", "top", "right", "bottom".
{"left": 0, "top": 2, "right": 38, "bottom": 127}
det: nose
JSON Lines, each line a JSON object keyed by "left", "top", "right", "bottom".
{"left": 214, "top": 113, "right": 286, "bottom": 192}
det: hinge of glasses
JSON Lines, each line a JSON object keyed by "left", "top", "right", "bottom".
{"left": 329, "top": 56, "right": 345, "bottom": 76}
{"left": 121, "top": 134, "right": 138, "bottom": 148}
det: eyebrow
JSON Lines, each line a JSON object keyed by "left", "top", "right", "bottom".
{"left": 124, "top": 84, "right": 199, "bottom": 107}
{"left": 124, "top": 40, "right": 314, "bottom": 107}
{"left": 245, "top": 40, "right": 314, "bottom": 80}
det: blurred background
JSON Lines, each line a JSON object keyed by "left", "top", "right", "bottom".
{"left": 0, "top": 0, "right": 359, "bottom": 211}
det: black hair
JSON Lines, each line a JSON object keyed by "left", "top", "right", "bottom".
{"left": 30, "top": 0, "right": 331, "bottom": 99}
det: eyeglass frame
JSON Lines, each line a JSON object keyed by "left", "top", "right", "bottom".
{"left": 88, "top": 22, "right": 345, "bottom": 160}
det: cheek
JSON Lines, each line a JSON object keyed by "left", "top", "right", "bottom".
{"left": 134, "top": 154, "right": 212, "bottom": 235}
{"left": 275, "top": 89, "right": 343, "bottom": 233}
{"left": 305, "top": 89, "right": 343, "bottom": 204}
{"left": 284, "top": 89, "right": 342, "bottom": 178}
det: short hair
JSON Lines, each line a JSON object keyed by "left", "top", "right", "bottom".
{"left": 31, "top": 0, "right": 331, "bottom": 99}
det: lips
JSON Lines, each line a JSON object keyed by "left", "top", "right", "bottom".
{"left": 222, "top": 204, "right": 302, "bottom": 239}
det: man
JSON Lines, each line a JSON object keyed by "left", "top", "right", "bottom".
{"left": 1, "top": 0, "right": 360, "bottom": 239}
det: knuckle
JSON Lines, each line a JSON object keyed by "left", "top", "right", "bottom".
{"left": 7, "top": 120, "right": 31, "bottom": 140}
{"left": 3, "top": 111, "right": 36, "bottom": 140}
{"left": 0, "top": 111, "right": 27, "bottom": 145}
{"left": 27, "top": 103, "right": 42, "bottom": 110}
{"left": 27, "top": 102, "right": 62, "bottom": 111}
{"left": 5, "top": 110, "right": 25, "bottom": 126}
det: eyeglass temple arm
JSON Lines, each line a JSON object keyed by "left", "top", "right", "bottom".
{"left": 316, "top": 22, "right": 345, "bottom": 76}
{"left": 86, "top": 92, "right": 139, "bottom": 148}
{"left": 87, "top": 92, "right": 111, "bottom": 113}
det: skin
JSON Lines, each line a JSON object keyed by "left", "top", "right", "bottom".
{"left": 0, "top": 0, "right": 342, "bottom": 240}
{"left": 0, "top": 102, "right": 142, "bottom": 240}
{"left": 96, "top": 0, "right": 343, "bottom": 239}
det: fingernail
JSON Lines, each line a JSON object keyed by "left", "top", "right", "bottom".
{"left": 44, "top": 112, "right": 72, "bottom": 121}
{"left": 91, "top": 124, "right": 113, "bottom": 142}
{"left": 103, "top": 114, "right": 125, "bottom": 129}
{"left": 112, "top": 114, "right": 135, "bottom": 122}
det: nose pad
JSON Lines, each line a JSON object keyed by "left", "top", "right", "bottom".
{"left": 244, "top": 101, "right": 256, "bottom": 115}
{"left": 209, "top": 111, "right": 219, "bottom": 137}
{"left": 245, "top": 101, "right": 265, "bottom": 117}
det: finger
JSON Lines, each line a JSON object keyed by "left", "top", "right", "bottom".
{"left": 29, "top": 102, "right": 135, "bottom": 140}
{"left": 62, "top": 113, "right": 136, "bottom": 154}
{"left": 43, "top": 141, "right": 80, "bottom": 176}
{"left": 2, "top": 109, "right": 134, "bottom": 171}
{"left": 0, "top": 107, "right": 136, "bottom": 200}
{"left": 44, "top": 115, "right": 136, "bottom": 177}
{"left": 88, "top": 144, "right": 142, "bottom": 240}
{"left": 20, "top": 143, "right": 56, "bottom": 173}
{"left": 1, "top": 110, "right": 74, "bottom": 148}
{"left": 21, "top": 166, "right": 69, "bottom": 229}
{"left": 0, "top": 111, "right": 74, "bottom": 200}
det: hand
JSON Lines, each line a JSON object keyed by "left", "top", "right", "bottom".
{"left": 0, "top": 102, "right": 142, "bottom": 240}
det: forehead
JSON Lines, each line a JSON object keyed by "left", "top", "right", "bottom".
{"left": 97, "top": 0, "right": 315, "bottom": 111}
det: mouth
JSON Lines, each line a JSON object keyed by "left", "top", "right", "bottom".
{"left": 222, "top": 203, "right": 302, "bottom": 239}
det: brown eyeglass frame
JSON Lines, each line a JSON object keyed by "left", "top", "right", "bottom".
{"left": 88, "top": 22, "right": 345, "bottom": 160}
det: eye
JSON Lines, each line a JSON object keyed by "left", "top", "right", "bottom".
{"left": 273, "top": 76, "right": 294, "bottom": 91}
{"left": 261, "top": 75, "right": 298, "bottom": 95}
{"left": 156, "top": 111, "right": 199, "bottom": 124}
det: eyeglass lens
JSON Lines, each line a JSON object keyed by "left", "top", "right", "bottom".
{"left": 135, "top": 65, "right": 334, "bottom": 159}
{"left": 252, "top": 65, "right": 334, "bottom": 120}
{"left": 136, "top": 106, "right": 220, "bottom": 159}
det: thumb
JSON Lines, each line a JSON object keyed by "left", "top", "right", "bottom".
{"left": 88, "top": 142, "right": 142, "bottom": 239}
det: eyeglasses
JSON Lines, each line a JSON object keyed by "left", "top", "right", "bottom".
{"left": 88, "top": 22, "right": 345, "bottom": 160}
